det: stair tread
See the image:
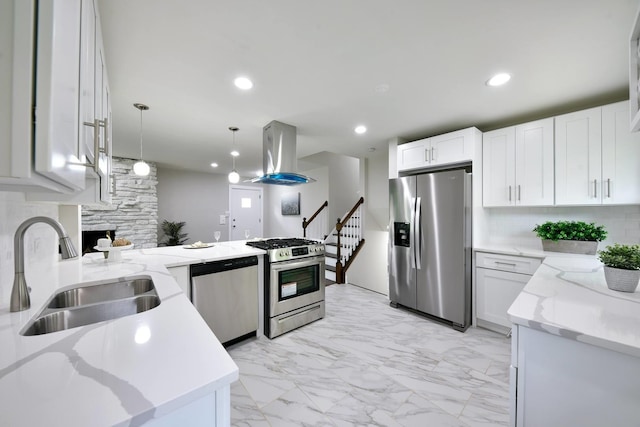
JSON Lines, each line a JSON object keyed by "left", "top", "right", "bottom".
{"left": 326, "top": 265, "right": 336, "bottom": 272}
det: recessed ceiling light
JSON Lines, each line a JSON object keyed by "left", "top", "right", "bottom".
{"left": 210, "top": 162, "right": 218, "bottom": 168}
{"left": 486, "top": 73, "right": 511, "bottom": 87}
{"left": 234, "top": 77, "right": 253, "bottom": 90}
{"left": 231, "top": 150, "right": 239, "bottom": 157}
{"left": 355, "top": 125, "right": 367, "bottom": 134}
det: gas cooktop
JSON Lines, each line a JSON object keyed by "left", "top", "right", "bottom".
{"left": 246, "top": 238, "right": 320, "bottom": 250}
{"left": 246, "top": 238, "right": 325, "bottom": 262}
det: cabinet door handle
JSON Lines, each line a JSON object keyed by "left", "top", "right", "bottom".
{"left": 80, "top": 119, "right": 101, "bottom": 173}
{"left": 425, "top": 148, "right": 430, "bottom": 163}
{"left": 517, "top": 185, "right": 521, "bottom": 202}
{"left": 495, "top": 261, "right": 517, "bottom": 267}
{"left": 431, "top": 147, "right": 436, "bottom": 162}
{"left": 508, "top": 185, "right": 512, "bottom": 202}
{"left": 99, "top": 117, "right": 109, "bottom": 156}
{"left": 593, "top": 179, "right": 598, "bottom": 198}
{"left": 607, "top": 178, "right": 611, "bottom": 198}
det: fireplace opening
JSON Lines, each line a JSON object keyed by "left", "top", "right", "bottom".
{"left": 82, "top": 229, "right": 116, "bottom": 255}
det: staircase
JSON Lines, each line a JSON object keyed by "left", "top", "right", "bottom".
{"left": 323, "top": 197, "right": 365, "bottom": 285}
{"left": 303, "top": 197, "right": 366, "bottom": 285}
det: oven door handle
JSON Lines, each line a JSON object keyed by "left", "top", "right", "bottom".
{"left": 269, "top": 255, "right": 325, "bottom": 271}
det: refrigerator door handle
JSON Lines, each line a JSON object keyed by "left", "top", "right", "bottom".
{"left": 410, "top": 197, "right": 416, "bottom": 269}
{"left": 415, "top": 197, "right": 422, "bottom": 270}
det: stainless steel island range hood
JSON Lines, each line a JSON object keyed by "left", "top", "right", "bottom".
{"left": 252, "top": 121, "right": 315, "bottom": 185}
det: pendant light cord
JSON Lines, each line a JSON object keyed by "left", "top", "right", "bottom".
{"left": 139, "top": 107, "right": 144, "bottom": 160}
{"left": 134, "top": 103, "right": 149, "bottom": 161}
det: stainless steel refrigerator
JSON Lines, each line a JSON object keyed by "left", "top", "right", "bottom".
{"left": 388, "top": 168, "right": 472, "bottom": 331}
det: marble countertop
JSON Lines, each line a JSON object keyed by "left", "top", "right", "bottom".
{"left": 508, "top": 255, "right": 640, "bottom": 358}
{"left": 0, "top": 241, "right": 264, "bottom": 426}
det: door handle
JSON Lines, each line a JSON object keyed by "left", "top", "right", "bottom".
{"left": 414, "top": 197, "right": 422, "bottom": 270}
{"left": 431, "top": 147, "right": 436, "bottom": 162}
{"left": 517, "top": 185, "right": 521, "bottom": 202}
{"left": 606, "top": 178, "right": 611, "bottom": 198}
{"left": 593, "top": 179, "right": 598, "bottom": 198}
{"left": 508, "top": 185, "right": 512, "bottom": 202}
{"left": 425, "top": 148, "right": 430, "bottom": 163}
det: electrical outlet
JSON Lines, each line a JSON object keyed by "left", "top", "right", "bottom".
{"left": 219, "top": 215, "right": 226, "bottom": 225}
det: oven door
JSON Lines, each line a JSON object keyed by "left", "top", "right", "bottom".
{"left": 269, "top": 255, "right": 325, "bottom": 317}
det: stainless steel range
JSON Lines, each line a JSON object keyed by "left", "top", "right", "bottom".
{"left": 246, "top": 238, "right": 325, "bottom": 338}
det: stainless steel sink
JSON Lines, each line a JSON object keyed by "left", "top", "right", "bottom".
{"left": 48, "top": 278, "right": 154, "bottom": 308}
{"left": 21, "top": 276, "right": 160, "bottom": 336}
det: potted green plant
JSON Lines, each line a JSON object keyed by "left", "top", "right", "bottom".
{"left": 598, "top": 244, "right": 640, "bottom": 292}
{"left": 532, "top": 221, "right": 607, "bottom": 255}
{"left": 160, "top": 220, "right": 189, "bottom": 246}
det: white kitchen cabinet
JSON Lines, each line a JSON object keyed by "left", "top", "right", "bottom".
{"left": 27, "top": 0, "right": 114, "bottom": 204}
{"left": 601, "top": 101, "right": 640, "bottom": 204}
{"left": 483, "top": 118, "right": 553, "bottom": 207}
{"left": 630, "top": 5, "right": 640, "bottom": 132}
{"left": 475, "top": 252, "right": 541, "bottom": 333}
{"left": 2, "top": 0, "right": 113, "bottom": 202}
{"left": 397, "top": 127, "right": 477, "bottom": 172}
{"left": 0, "top": 0, "right": 86, "bottom": 193}
{"left": 555, "top": 101, "right": 640, "bottom": 205}
{"left": 512, "top": 325, "right": 640, "bottom": 427}
{"left": 168, "top": 265, "right": 191, "bottom": 300}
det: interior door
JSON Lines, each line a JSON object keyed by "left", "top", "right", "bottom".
{"left": 388, "top": 176, "right": 417, "bottom": 309}
{"left": 416, "top": 169, "right": 467, "bottom": 326}
{"left": 229, "top": 185, "right": 263, "bottom": 240}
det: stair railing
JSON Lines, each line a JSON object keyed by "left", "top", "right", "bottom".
{"left": 302, "top": 200, "right": 328, "bottom": 238}
{"left": 335, "top": 196, "right": 365, "bottom": 282}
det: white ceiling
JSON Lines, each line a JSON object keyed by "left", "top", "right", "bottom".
{"left": 98, "top": 0, "right": 638, "bottom": 178}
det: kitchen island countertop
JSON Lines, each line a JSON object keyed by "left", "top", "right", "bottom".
{"left": 0, "top": 240, "right": 265, "bottom": 426}
{"left": 508, "top": 255, "right": 640, "bottom": 358}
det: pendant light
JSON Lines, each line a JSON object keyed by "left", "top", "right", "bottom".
{"left": 133, "top": 103, "right": 150, "bottom": 176}
{"left": 228, "top": 126, "right": 240, "bottom": 183}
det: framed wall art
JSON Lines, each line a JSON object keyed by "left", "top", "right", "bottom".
{"left": 281, "top": 192, "right": 300, "bottom": 215}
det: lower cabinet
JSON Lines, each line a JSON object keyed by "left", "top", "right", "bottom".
{"left": 475, "top": 252, "right": 541, "bottom": 333}
{"left": 168, "top": 265, "right": 190, "bottom": 299}
{"left": 511, "top": 325, "right": 640, "bottom": 426}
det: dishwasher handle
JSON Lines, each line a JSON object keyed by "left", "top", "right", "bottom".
{"left": 190, "top": 256, "right": 258, "bottom": 276}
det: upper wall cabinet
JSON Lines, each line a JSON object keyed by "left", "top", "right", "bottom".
{"left": 1, "top": 0, "right": 111, "bottom": 202}
{"left": 630, "top": 5, "right": 640, "bottom": 132}
{"left": 397, "top": 127, "right": 478, "bottom": 172}
{"left": 483, "top": 118, "right": 554, "bottom": 207}
{"left": 555, "top": 101, "right": 640, "bottom": 205}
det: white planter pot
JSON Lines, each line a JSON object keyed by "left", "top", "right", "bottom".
{"left": 603, "top": 266, "right": 640, "bottom": 293}
{"left": 541, "top": 239, "right": 598, "bottom": 255}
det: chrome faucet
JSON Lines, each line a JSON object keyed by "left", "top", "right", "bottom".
{"left": 10, "top": 216, "right": 78, "bottom": 312}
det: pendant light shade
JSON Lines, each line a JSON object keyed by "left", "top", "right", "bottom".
{"left": 133, "top": 103, "right": 150, "bottom": 176}
{"left": 228, "top": 170, "right": 240, "bottom": 183}
{"left": 228, "top": 126, "right": 240, "bottom": 183}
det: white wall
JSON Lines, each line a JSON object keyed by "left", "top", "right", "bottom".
{"left": 301, "top": 152, "right": 362, "bottom": 228}
{"left": 263, "top": 166, "right": 329, "bottom": 239}
{"left": 482, "top": 205, "right": 640, "bottom": 250}
{"left": 156, "top": 167, "right": 231, "bottom": 243}
{"left": 0, "top": 192, "right": 59, "bottom": 307}
{"left": 347, "top": 149, "right": 390, "bottom": 295}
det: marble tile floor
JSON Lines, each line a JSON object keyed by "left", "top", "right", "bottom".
{"left": 227, "top": 283, "right": 511, "bottom": 427}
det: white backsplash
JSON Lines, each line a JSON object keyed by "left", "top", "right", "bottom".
{"left": 483, "top": 205, "right": 640, "bottom": 250}
{"left": 0, "top": 191, "right": 59, "bottom": 307}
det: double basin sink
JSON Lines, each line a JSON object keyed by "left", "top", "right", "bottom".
{"left": 21, "top": 276, "right": 160, "bottom": 336}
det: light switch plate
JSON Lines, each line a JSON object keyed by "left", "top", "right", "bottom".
{"left": 219, "top": 215, "right": 226, "bottom": 225}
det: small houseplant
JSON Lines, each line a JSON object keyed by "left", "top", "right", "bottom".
{"left": 160, "top": 220, "right": 189, "bottom": 246}
{"left": 597, "top": 244, "right": 640, "bottom": 292}
{"left": 532, "top": 221, "right": 607, "bottom": 255}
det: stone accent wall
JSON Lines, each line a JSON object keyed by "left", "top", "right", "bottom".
{"left": 81, "top": 157, "right": 158, "bottom": 248}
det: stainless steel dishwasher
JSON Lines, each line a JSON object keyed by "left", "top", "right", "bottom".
{"left": 190, "top": 256, "right": 258, "bottom": 346}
